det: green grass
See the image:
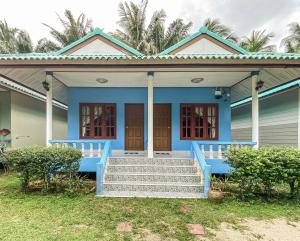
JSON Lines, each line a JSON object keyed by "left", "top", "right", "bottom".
{"left": 0, "top": 173, "right": 299, "bottom": 241}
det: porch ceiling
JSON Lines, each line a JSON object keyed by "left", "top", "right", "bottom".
{"left": 0, "top": 66, "right": 299, "bottom": 105}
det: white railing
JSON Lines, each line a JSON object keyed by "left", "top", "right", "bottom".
{"left": 194, "top": 141, "right": 256, "bottom": 160}
{"left": 49, "top": 140, "right": 106, "bottom": 158}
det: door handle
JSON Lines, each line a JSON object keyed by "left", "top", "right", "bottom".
{"left": 126, "top": 126, "right": 129, "bottom": 128}
{"left": 167, "top": 127, "right": 170, "bottom": 129}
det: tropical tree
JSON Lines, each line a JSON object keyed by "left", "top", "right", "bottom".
{"left": 281, "top": 22, "right": 300, "bottom": 53}
{"left": 113, "top": 0, "right": 192, "bottom": 54}
{"left": 0, "top": 20, "right": 33, "bottom": 54}
{"left": 203, "top": 18, "right": 238, "bottom": 42}
{"left": 239, "top": 30, "right": 276, "bottom": 52}
{"left": 35, "top": 9, "right": 94, "bottom": 52}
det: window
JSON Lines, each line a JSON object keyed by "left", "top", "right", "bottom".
{"left": 180, "top": 104, "right": 218, "bottom": 140}
{"left": 80, "top": 103, "right": 116, "bottom": 139}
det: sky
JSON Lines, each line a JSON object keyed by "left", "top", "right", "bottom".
{"left": 1, "top": 0, "right": 300, "bottom": 51}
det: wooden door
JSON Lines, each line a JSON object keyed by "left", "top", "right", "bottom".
{"left": 125, "top": 104, "right": 144, "bottom": 150}
{"left": 154, "top": 104, "right": 171, "bottom": 151}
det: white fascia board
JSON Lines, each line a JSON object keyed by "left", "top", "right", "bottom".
{"left": 0, "top": 76, "right": 68, "bottom": 110}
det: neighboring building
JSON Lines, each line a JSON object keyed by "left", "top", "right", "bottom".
{"left": 0, "top": 26, "right": 299, "bottom": 198}
{"left": 232, "top": 82, "right": 300, "bottom": 148}
{"left": 0, "top": 88, "right": 67, "bottom": 148}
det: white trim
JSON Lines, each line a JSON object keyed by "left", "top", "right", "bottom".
{"left": 298, "top": 87, "right": 300, "bottom": 149}
{"left": 252, "top": 73, "right": 259, "bottom": 148}
{"left": 147, "top": 73, "right": 154, "bottom": 158}
{"left": 0, "top": 76, "right": 67, "bottom": 110}
{"left": 46, "top": 74, "right": 53, "bottom": 146}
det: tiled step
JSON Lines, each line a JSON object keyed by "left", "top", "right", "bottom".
{"left": 106, "top": 165, "right": 198, "bottom": 174}
{"left": 105, "top": 173, "right": 201, "bottom": 183}
{"left": 102, "top": 191, "right": 204, "bottom": 199}
{"left": 103, "top": 182, "right": 204, "bottom": 193}
{"left": 108, "top": 157, "right": 194, "bottom": 166}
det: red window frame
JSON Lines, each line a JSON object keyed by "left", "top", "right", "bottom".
{"left": 80, "top": 103, "right": 116, "bottom": 139}
{"left": 180, "top": 104, "right": 218, "bottom": 140}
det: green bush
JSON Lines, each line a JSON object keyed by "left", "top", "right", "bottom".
{"left": 226, "top": 146, "right": 300, "bottom": 199}
{"left": 3, "top": 146, "right": 82, "bottom": 192}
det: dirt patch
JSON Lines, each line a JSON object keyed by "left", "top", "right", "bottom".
{"left": 116, "top": 222, "right": 132, "bottom": 232}
{"left": 204, "top": 218, "right": 300, "bottom": 241}
{"left": 133, "top": 229, "right": 178, "bottom": 241}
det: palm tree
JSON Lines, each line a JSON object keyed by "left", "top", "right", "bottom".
{"left": 203, "top": 18, "right": 238, "bottom": 42}
{"left": 0, "top": 20, "right": 33, "bottom": 54}
{"left": 113, "top": 0, "right": 192, "bottom": 54}
{"left": 239, "top": 30, "right": 276, "bottom": 52}
{"left": 36, "top": 9, "right": 94, "bottom": 52}
{"left": 281, "top": 22, "right": 300, "bottom": 53}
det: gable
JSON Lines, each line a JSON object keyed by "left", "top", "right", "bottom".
{"left": 173, "top": 35, "right": 236, "bottom": 54}
{"left": 159, "top": 26, "right": 247, "bottom": 55}
{"left": 56, "top": 28, "right": 143, "bottom": 56}
{"left": 65, "top": 36, "right": 128, "bottom": 55}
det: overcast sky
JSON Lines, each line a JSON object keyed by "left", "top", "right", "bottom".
{"left": 1, "top": 0, "right": 300, "bottom": 51}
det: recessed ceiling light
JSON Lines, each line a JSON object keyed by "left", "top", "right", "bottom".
{"left": 191, "top": 78, "right": 204, "bottom": 83}
{"left": 96, "top": 78, "right": 108, "bottom": 84}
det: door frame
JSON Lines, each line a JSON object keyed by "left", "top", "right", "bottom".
{"left": 124, "top": 103, "right": 144, "bottom": 151}
{"left": 153, "top": 103, "right": 172, "bottom": 151}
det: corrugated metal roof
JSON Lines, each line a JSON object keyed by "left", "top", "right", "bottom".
{"left": 0, "top": 52, "right": 300, "bottom": 61}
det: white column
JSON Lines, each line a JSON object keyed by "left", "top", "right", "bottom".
{"left": 147, "top": 72, "right": 154, "bottom": 158}
{"left": 251, "top": 72, "right": 259, "bottom": 148}
{"left": 46, "top": 72, "right": 53, "bottom": 146}
{"left": 298, "top": 87, "right": 300, "bottom": 149}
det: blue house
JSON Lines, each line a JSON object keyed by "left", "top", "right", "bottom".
{"left": 0, "top": 26, "right": 299, "bottom": 198}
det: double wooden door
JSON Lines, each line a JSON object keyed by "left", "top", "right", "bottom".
{"left": 125, "top": 104, "right": 171, "bottom": 151}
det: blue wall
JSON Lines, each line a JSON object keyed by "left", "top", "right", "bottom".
{"left": 68, "top": 87, "right": 231, "bottom": 150}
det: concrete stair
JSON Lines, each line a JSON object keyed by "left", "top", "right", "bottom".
{"left": 102, "top": 157, "right": 204, "bottom": 198}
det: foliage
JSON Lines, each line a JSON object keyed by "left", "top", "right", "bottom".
{"left": 204, "top": 18, "right": 238, "bottom": 42}
{"left": 35, "top": 9, "right": 94, "bottom": 52}
{"left": 0, "top": 173, "right": 300, "bottom": 240}
{"left": 281, "top": 22, "right": 300, "bottom": 53}
{"left": 0, "top": 20, "right": 33, "bottom": 54}
{"left": 226, "top": 147, "right": 300, "bottom": 199}
{"left": 113, "top": 0, "right": 192, "bottom": 54}
{"left": 239, "top": 30, "right": 276, "bottom": 52}
{"left": 3, "top": 146, "right": 82, "bottom": 192}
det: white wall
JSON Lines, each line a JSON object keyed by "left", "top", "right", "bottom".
{"left": 10, "top": 91, "right": 67, "bottom": 148}
{"left": 71, "top": 39, "right": 125, "bottom": 55}
{"left": 176, "top": 38, "right": 231, "bottom": 54}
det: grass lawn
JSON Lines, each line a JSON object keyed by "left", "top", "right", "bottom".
{"left": 0, "top": 173, "right": 299, "bottom": 241}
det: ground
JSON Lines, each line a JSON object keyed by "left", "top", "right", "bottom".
{"left": 0, "top": 173, "right": 300, "bottom": 241}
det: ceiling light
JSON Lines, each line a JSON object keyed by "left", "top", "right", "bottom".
{"left": 191, "top": 78, "right": 204, "bottom": 83}
{"left": 96, "top": 78, "right": 108, "bottom": 84}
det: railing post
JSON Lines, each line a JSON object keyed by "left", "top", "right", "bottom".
{"left": 97, "top": 143, "right": 102, "bottom": 157}
{"left": 209, "top": 144, "right": 213, "bottom": 159}
{"left": 81, "top": 143, "right": 85, "bottom": 157}
{"left": 96, "top": 162, "right": 104, "bottom": 195}
{"left": 217, "top": 144, "right": 222, "bottom": 159}
{"left": 203, "top": 165, "right": 212, "bottom": 198}
{"left": 89, "top": 143, "right": 94, "bottom": 157}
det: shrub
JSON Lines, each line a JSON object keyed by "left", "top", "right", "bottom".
{"left": 3, "top": 146, "right": 82, "bottom": 192}
{"left": 226, "top": 146, "right": 300, "bottom": 199}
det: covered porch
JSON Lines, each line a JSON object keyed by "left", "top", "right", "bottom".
{"left": 0, "top": 56, "right": 299, "bottom": 197}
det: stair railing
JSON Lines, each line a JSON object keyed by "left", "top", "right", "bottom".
{"left": 191, "top": 142, "right": 211, "bottom": 198}
{"left": 96, "top": 140, "right": 112, "bottom": 195}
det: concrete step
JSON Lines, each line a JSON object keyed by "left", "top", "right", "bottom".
{"left": 101, "top": 191, "right": 204, "bottom": 199}
{"left": 103, "top": 182, "right": 204, "bottom": 193}
{"left": 105, "top": 173, "right": 201, "bottom": 183}
{"left": 108, "top": 157, "right": 194, "bottom": 166}
{"left": 106, "top": 165, "right": 198, "bottom": 174}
